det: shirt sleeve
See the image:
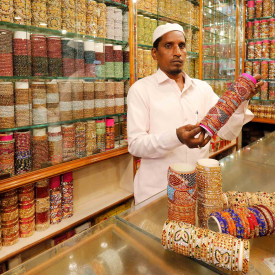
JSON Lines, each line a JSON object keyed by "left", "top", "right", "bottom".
{"left": 127, "top": 82, "right": 182, "bottom": 158}
{"left": 209, "top": 88, "right": 254, "bottom": 141}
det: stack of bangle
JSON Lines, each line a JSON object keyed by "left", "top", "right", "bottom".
{"left": 1, "top": 190, "right": 19, "bottom": 246}
{"left": 36, "top": 179, "right": 50, "bottom": 231}
{"left": 196, "top": 159, "right": 223, "bottom": 228}
{"left": 167, "top": 163, "right": 196, "bottom": 225}
{"left": 0, "top": 132, "right": 15, "bottom": 176}
{"left": 18, "top": 184, "right": 35, "bottom": 238}
{"left": 222, "top": 191, "right": 275, "bottom": 210}
{"left": 209, "top": 205, "right": 275, "bottom": 239}
{"left": 50, "top": 175, "right": 62, "bottom": 224}
{"left": 162, "top": 220, "right": 250, "bottom": 274}
{"left": 61, "top": 172, "right": 74, "bottom": 219}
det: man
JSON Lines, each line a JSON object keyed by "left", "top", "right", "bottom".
{"left": 127, "top": 23, "right": 262, "bottom": 204}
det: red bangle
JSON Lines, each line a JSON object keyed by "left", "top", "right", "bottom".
{"left": 248, "top": 211, "right": 259, "bottom": 237}
{"left": 253, "top": 205, "right": 270, "bottom": 236}
{"left": 258, "top": 205, "right": 275, "bottom": 235}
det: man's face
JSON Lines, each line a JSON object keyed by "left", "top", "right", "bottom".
{"left": 152, "top": 31, "right": 187, "bottom": 75}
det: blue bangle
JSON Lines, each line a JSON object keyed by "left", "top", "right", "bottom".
{"left": 210, "top": 212, "right": 229, "bottom": 234}
{"left": 224, "top": 209, "right": 244, "bottom": 238}
{"left": 248, "top": 207, "right": 266, "bottom": 237}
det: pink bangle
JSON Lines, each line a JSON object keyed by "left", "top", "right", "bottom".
{"left": 200, "top": 124, "right": 214, "bottom": 137}
{"left": 242, "top": 73, "right": 257, "bottom": 85}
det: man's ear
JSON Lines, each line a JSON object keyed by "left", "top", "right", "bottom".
{"left": 151, "top": 48, "right": 158, "bottom": 61}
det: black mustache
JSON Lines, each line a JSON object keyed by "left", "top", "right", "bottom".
{"left": 171, "top": 59, "right": 183, "bottom": 63}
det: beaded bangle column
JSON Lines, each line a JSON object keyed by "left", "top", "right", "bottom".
{"left": 59, "top": 81, "right": 72, "bottom": 121}
{"left": 50, "top": 176, "right": 62, "bottom": 224}
{"left": 162, "top": 220, "right": 250, "bottom": 274}
{"left": 31, "top": 34, "right": 48, "bottom": 76}
{"left": 115, "top": 82, "right": 124, "bottom": 114}
{"left": 107, "top": 7, "right": 115, "bottom": 40}
{"left": 32, "top": 128, "right": 49, "bottom": 170}
{"left": 13, "top": 31, "right": 31, "bottom": 76}
{"left": 76, "top": 0, "right": 86, "bottom": 35}
{"left": 144, "top": 17, "right": 150, "bottom": 44}
{"left": 36, "top": 179, "right": 50, "bottom": 231}
{"left": 0, "top": 0, "right": 13, "bottom": 23}
{"left": 105, "top": 82, "right": 115, "bottom": 115}
{"left": 167, "top": 163, "right": 197, "bottom": 224}
{"left": 95, "top": 43, "right": 105, "bottom": 78}
{"left": 31, "top": 0, "right": 47, "bottom": 28}
{"left": 122, "top": 115, "right": 127, "bottom": 142}
{"left": 31, "top": 82, "right": 47, "bottom": 125}
{"left": 48, "top": 126, "right": 62, "bottom": 165}
{"left": 61, "top": 38, "right": 75, "bottom": 77}
{"left": 137, "top": 48, "right": 144, "bottom": 78}
{"left": 86, "top": 0, "right": 97, "bottom": 36}
{"left": 196, "top": 159, "right": 222, "bottom": 228}
{"left": 114, "top": 8, "right": 123, "bottom": 41}
{"left": 122, "top": 12, "right": 129, "bottom": 42}
{"left": 15, "top": 82, "right": 32, "bottom": 127}
{"left": 61, "top": 0, "right": 75, "bottom": 33}
{"left": 96, "top": 119, "right": 106, "bottom": 152}
{"left": 0, "top": 29, "right": 13, "bottom": 76}
{"left": 15, "top": 131, "right": 31, "bottom": 174}
{"left": 72, "top": 82, "right": 84, "bottom": 119}
{"left": 143, "top": 50, "right": 152, "bottom": 77}
{"left": 47, "top": 36, "right": 62, "bottom": 77}
{"left": 62, "top": 124, "right": 76, "bottom": 162}
{"left": 75, "top": 122, "right": 86, "bottom": 158}
{"left": 106, "top": 118, "right": 115, "bottom": 150}
{"left": 124, "top": 80, "right": 130, "bottom": 112}
{"left": 46, "top": 82, "right": 60, "bottom": 123}
{"left": 114, "top": 45, "right": 123, "bottom": 78}
{"left": 200, "top": 74, "right": 256, "bottom": 136}
{"left": 105, "top": 44, "right": 114, "bottom": 78}
{"left": 19, "top": 184, "right": 35, "bottom": 237}
{"left": 0, "top": 133, "right": 15, "bottom": 176}
{"left": 1, "top": 190, "right": 19, "bottom": 246}
{"left": 123, "top": 47, "right": 130, "bottom": 78}
{"left": 95, "top": 82, "right": 106, "bottom": 116}
{"left": 137, "top": 15, "right": 144, "bottom": 45}
{"left": 86, "top": 120, "right": 96, "bottom": 156}
{"left": 97, "top": 3, "right": 107, "bottom": 38}
{"left": 61, "top": 172, "right": 73, "bottom": 219}
{"left": 74, "top": 40, "right": 85, "bottom": 77}
{"left": 47, "top": 0, "right": 61, "bottom": 30}
{"left": 0, "top": 82, "right": 15, "bottom": 129}
{"left": 84, "top": 41, "right": 96, "bottom": 77}
{"left": 83, "top": 82, "right": 95, "bottom": 118}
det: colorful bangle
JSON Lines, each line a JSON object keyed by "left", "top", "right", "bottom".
{"left": 248, "top": 207, "right": 266, "bottom": 237}
{"left": 224, "top": 209, "right": 244, "bottom": 238}
{"left": 242, "top": 240, "right": 250, "bottom": 274}
{"left": 235, "top": 208, "right": 250, "bottom": 239}
{"left": 253, "top": 205, "right": 271, "bottom": 236}
{"left": 248, "top": 211, "right": 259, "bottom": 238}
{"left": 221, "top": 211, "right": 236, "bottom": 237}
{"left": 258, "top": 205, "right": 275, "bottom": 235}
{"left": 210, "top": 212, "right": 229, "bottom": 234}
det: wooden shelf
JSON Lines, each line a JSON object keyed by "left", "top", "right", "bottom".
{"left": 209, "top": 142, "right": 237, "bottom": 158}
{"left": 0, "top": 188, "right": 133, "bottom": 263}
{"left": 251, "top": 117, "right": 275, "bottom": 124}
{"left": 0, "top": 147, "right": 128, "bottom": 192}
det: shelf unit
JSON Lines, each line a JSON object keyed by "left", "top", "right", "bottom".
{"left": 209, "top": 140, "right": 237, "bottom": 158}
{"left": 251, "top": 117, "right": 275, "bottom": 124}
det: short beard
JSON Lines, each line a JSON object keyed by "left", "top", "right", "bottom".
{"left": 167, "top": 68, "right": 182, "bottom": 75}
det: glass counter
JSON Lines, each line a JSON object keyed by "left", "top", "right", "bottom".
{"left": 4, "top": 217, "right": 215, "bottom": 275}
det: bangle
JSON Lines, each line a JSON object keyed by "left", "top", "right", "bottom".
{"left": 234, "top": 208, "right": 250, "bottom": 239}
{"left": 242, "top": 240, "right": 250, "bottom": 274}
{"left": 248, "top": 207, "right": 266, "bottom": 237}
{"left": 1, "top": 205, "right": 19, "bottom": 222}
{"left": 253, "top": 205, "right": 271, "bottom": 236}
{"left": 258, "top": 205, "right": 275, "bottom": 235}
{"left": 210, "top": 212, "right": 229, "bottom": 234}
{"left": 221, "top": 211, "right": 236, "bottom": 237}
{"left": 225, "top": 209, "right": 244, "bottom": 238}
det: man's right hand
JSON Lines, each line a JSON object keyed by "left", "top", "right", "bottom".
{"left": 176, "top": 124, "right": 211, "bottom": 149}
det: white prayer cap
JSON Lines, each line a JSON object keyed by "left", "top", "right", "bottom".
{"left": 153, "top": 23, "right": 185, "bottom": 44}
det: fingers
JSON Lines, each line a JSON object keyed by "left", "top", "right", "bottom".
{"left": 253, "top": 74, "right": 262, "bottom": 81}
{"left": 256, "top": 81, "right": 264, "bottom": 87}
{"left": 200, "top": 136, "right": 212, "bottom": 147}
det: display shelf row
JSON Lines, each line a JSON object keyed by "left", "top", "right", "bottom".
{"left": 246, "top": 37, "right": 275, "bottom": 42}
{"left": 245, "top": 58, "right": 275, "bottom": 62}
{"left": 0, "top": 187, "right": 133, "bottom": 263}
{"left": 252, "top": 117, "right": 275, "bottom": 124}
{"left": 204, "top": 5, "right": 236, "bottom": 19}
{"left": 209, "top": 141, "right": 237, "bottom": 158}
{"left": 137, "top": 9, "right": 199, "bottom": 30}
{"left": 0, "top": 21, "right": 129, "bottom": 45}
{"left": 0, "top": 113, "right": 126, "bottom": 133}
{"left": 246, "top": 16, "right": 274, "bottom": 22}
{"left": 0, "top": 76, "right": 130, "bottom": 81}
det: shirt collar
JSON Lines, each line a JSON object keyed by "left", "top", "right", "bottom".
{"left": 155, "top": 68, "right": 196, "bottom": 87}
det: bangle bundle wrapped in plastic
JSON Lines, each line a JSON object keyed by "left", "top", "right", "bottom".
{"left": 200, "top": 73, "right": 256, "bottom": 136}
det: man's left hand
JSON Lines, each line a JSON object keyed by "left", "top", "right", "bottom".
{"left": 247, "top": 74, "right": 264, "bottom": 100}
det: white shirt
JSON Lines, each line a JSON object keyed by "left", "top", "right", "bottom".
{"left": 127, "top": 69, "right": 254, "bottom": 204}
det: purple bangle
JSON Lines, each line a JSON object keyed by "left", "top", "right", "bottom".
{"left": 242, "top": 73, "right": 257, "bottom": 85}
{"left": 200, "top": 124, "right": 214, "bottom": 137}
